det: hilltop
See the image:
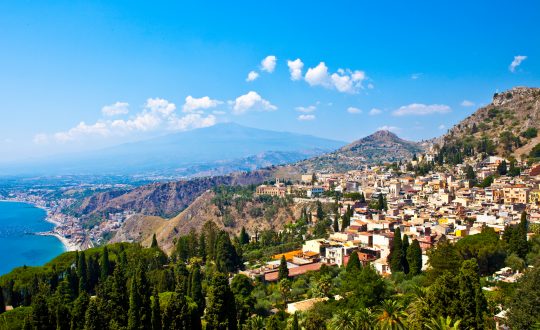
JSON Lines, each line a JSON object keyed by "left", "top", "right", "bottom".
{"left": 290, "top": 129, "right": 425, "bottom": 173}
{"left": 436, "top": 87, "right": 540, "bottom": 161}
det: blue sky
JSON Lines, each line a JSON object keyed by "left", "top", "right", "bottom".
{"left": 0, "top": 0, "right": 539, "bottom": 160}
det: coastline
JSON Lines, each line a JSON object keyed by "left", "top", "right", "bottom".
{"left": 1, "top": 199, "right": 82, "bottom": 251}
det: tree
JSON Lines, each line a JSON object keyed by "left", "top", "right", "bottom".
{"left": 407, "top": 239, "right": 423, "bottom": 276}
{"left": 458, "top": 259, "right": 487, "bottom": 330}
{"left": 239, "top": 227, "right": 250, "bottom": 245}
{"left": 205, "top": 273, "right": 237, "bottom": 330}
{"left": 290, "top": 313, "right": 299, "bottom": 330}
{"left": 278, "top": 255, "right": 289, "bottom": 281}
{"left": 465, "top": 165, "right": 476, "bottom": 184}
{"left": 376, "top": 300, "right": 407, "bottom": 329}
{"left": 151, "top": 233, "right": 159, "bottom": 249}
{"left": 100, "top": 246, "right": 111, "bottom": 280}
{"left": 426, "top": 240, "right": 462, "bottom": 280}
{"left": 162, "top": 290, "right": 200, "bottom": 330}
{"left": 0, "top": 286, "right": 4, "bottom": 314}
{"left": 77, "top": 251, "right": 88, "bottom": 293}
{"left": 32, "top": 294, "right": 52, "bottom": 330}
{"left": 329, "top": 310, "right": 356, "bottom": 330}
{"left": 279, "top": 279, "right": 291, "bottom": 304}
{"left": 189, "top": 264, "right": 204, "bottom": 316}
{"left": 316, "top": 201, "right": 325, "bottom": 221}
{"left": 333, "top": 216, "right": 340, "bottom": 232}
{"left": 71, "top": 291, "right": 90, "bottom": 330}
{"left": 497, "top": 160, "right": 507, "bottom": 175}
{"left": 151, "top": 289, "right": 161, "bottom": 330}
{"left": 346, "top": 251, "right": 361, "bottom": 273}
{"left": 128, "top": 264, "right": 151, "bottom": 330}
{"left": 390, "top": 227, "right": 404, "bottom": 273}
{"left": 425, "top": 316, "right": 461, "bottom": 330}
{"left": 84, "top": 298, "right": 104, "bottom": 330}
{"left": 215, "top": 231, "right": 240, "bottom": 273}
{"left": 401, "top": 235, "right": 410, "bottom": 274}
{"left": 507, "top": 266, "right": 540, "bottom": 329}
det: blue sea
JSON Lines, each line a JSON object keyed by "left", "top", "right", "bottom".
{"left": 0, "top": 201, "right": 65, "bottom": 275}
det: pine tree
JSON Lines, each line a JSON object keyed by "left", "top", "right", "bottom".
{"left": 151, "top": 233, "right": 158, "bottom": 249}
{"left": 407, "top": 239, "right": 423, "bottom": 275}
{"left": 401, "top": 235, "right": 410, "bottom": 274}
{"left": 151, "top": 289, "right": 161, "bottom": 330}
{"left": 128, "top": 264, "right": 151, "bottom": 330}
{"left": 100, "top": 246, "right": 111, "bottom": 281}
{"left": 346, "top": 251, "right": 361, "bottom": 273}
{"left": 390, "top": 227, "right": 404, "bottom": 273}
{"left": 278, "top": 256, "right": 289, "bottom": 281}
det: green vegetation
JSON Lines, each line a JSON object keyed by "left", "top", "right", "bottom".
{"left": 521, "top": 127, "right": 538, "bottom": 139}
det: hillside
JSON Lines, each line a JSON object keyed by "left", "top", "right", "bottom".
{"left": 73, "top": 169, "right": 274, "bottom": 224}
{"left": 291, "top": 130, "right": 425, "bottom": 173}
{"left": 110, "top": 187, "right": 316, "bottom": 254}
{"left": 436, "top": 87, "right": 540, "bottom": 160}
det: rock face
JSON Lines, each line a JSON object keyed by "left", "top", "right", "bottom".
{"left": 436, "top": 86, "right": 540, "bottom": 157}
{"left": 293, "top": 130, "right": 425, "bottom": 173}
{"left": 75, "top": 169, "right": 273, "bottom": 221}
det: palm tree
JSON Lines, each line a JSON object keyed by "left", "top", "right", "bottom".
{"left": 245, "top": 315, "right": 265, "bottom": 330}
{"left": 377, "top": 300, "right": 407, "bottom": 330}
{"left": 425, "top": 316, "right": 461, "bottom": 330}
{"left": 328, "top": 310, "right": 357, "bottom": 330}
{"left": 354, "top": 308, "right": 375, "bottom": 330}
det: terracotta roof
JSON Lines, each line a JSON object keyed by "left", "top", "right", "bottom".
{"left": 264, "top": 262, "right": 324, "bottom": 281}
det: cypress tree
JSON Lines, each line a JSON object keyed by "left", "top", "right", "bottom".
{"left": 109, "top": 263, "right": 129, "bottom": 327}
{"left": 402, "top": 235, "right": 410, "bottom": 274}
{"left": 77, "top": 251, "right": 88, "bottom": 293}
{"left": 291, "top": 313, "right": 299, "bottom": 330}
{"left": 0, "top": 286, "right": 4, "bottom": 314}
{"left": 390, "top": 227, "right": 404, "bottom": 273}
{"left": 71, "top": 291, "right": 90, "bottom": 330}
{"left": 175, "top": 263, "right": 189, "bottom": 294}
{"left": 127, "top": 277, "right": 141, "bottom": 330}
{"left": 151, "top": 289, "right": 161, "bottom": 330}
{"left": 189, "top": 264, "right": 205, "bottom": 316}
{"left": 278, "top": 256, "right": 289, "bottom": 281}
{"left": 215, "top": 231, "right": 240, "bottom": 273}
{"left": 458, "top": 259, "right": 487, "bottom": 330}
{"left": 407, "top": 239, "right": 423, "bottom": 275}
{"left": 333, "top": 216, "right": 340, "bottom": 232}
{"left": 205, "top": 273, "right": 237, "bottom": 330}
{"left": 239, "top": 227, "right": 250, "bottom": 245}
{"left": 346, "top": 251, "right": 361, "bottom": 273}
{"left": 84, "top": 298, "right": 103, "bottom": 330}
{"left": 316, "top": 201, "right": 324, "bottom": 221}
{"left": 32, "top": 294, "right": 51, "bottom": 330}
{"left": 128, "top": 264, "right": 151, "bottom": 330}
{"left": 151, "top": 233, "right": 159, "bottom": 249}
{"left": 100, "top": 246, "right": 111, "bottom": 280}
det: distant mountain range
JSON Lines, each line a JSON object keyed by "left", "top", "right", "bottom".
{"left": 0, "top": 123, "right": 345, "bottom": 177}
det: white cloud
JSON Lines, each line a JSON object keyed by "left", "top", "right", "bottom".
{"left": 438, "top": 124, "right": 446, "bottom": 130}
{"left": 367, "top": 83, "right": 374, "bottom": 89}
{"left": 393, "top": 103, "right": 451, "bottom": 116}
{"left": 369, "top": 108, "right": 382, "bottom": 116}
{"left": 298, "top": 114, "right": 315, "bottom": 121}
{"left": 461, "top": 100, "right": 475, "bottom": 107}
{"left": 232, "top": 91, "right": 277, "bottom": 115}
{"left": 304, "top": 62, "right": 367, "bottom": 93}
{"left": 509, "top": 55, "right": 527, "bottom": 72}
{"left": 261, "top": 55, "right": 277, "bottom": 73}
{"left": 246, "top": 71, "right": 259, "bottom": 82}
{"left": 169, "top": 114, "right": 216, "bottom": 130}
{"left": 182, "top": 95, "right": 222, "bottom": 113}
{"left": 295, "top": 105, "right": 316, "bottom": 113}
{"left": 347, "top": 107, "right": 362, "bottom": 114}
{"left": 42, "top": 97, "right": 218, "bottom": 143}
{"left": 378, "top": 125, "right": 400, "bottom": 132}
{"left": 305, "top": 62, "right": 330, "bottom": 87}
{"left": 101, "top": 102, "right": 129, "bottom": 116}
{"left": 145, "top": 98, "right": 176, "bottom": 116}
{"left": 411, "top": 73, "right": 422, "bottom": 80}
{"left": 212, "top": 110, "right": 226, "bottom": 115}
{"left": 33, "top": 133, "right": 49, "bottom": 144}
{"left": 287, "top": 59, "right": 304, "bottom": 80}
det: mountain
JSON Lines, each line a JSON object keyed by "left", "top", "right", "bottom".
{"left": 435, "top": 87, "right": 540, "bottom": 160}
{"left": 0, "top": 123, "right": 345, "bottom": 177}
{"left": 289, "top": 130, "right": 425, "bottom": 173}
